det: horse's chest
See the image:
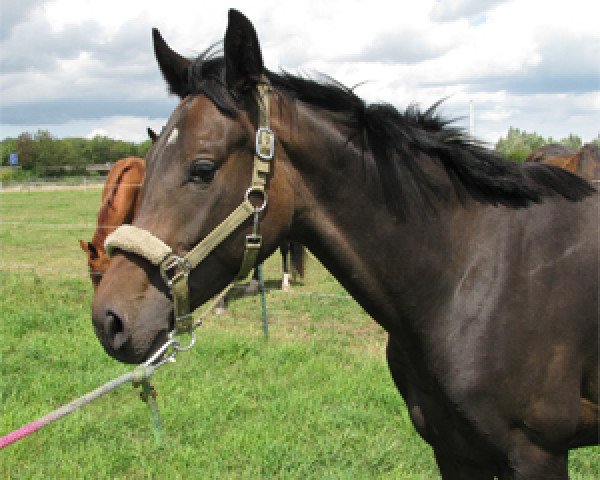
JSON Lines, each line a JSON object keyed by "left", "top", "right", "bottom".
{"left": 387, "top": 337, "right": 498, "bottom": 461}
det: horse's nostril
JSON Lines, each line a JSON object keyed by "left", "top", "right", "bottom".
{"left": 105, "top": 309, "right": 130, "bottom": 351}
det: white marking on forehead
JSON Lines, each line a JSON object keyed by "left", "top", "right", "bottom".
{"left": 167, "top": 128, "right": 179, "bottom": 145}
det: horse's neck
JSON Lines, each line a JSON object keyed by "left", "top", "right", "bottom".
{"left": 281, "top": 106, "right": 463, "bottom": 332}
{"left": 92, "top": 164, "right": 142, "bottom": 251}
{"left": 90, "top": 198, "right": 114, "bottom": 251}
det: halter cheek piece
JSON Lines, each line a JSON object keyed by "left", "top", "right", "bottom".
{"left": 104, "top": 84, "right": 274, "bottom": 336}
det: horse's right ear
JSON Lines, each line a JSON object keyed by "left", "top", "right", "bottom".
{"left": 152, "top": 28, "right": 191, "bottom": 98}
{"left": 79, "top": 240, "right": 99, "bottom": 260}
{"left": 147, "top": 127, "right": 158, "bottom": 143}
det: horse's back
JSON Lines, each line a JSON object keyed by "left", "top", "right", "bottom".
{"left": 526, "top": 144, "right": 577, "bottom": 163}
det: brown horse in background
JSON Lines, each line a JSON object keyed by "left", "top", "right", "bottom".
{"left": 79, "top": 157, "right": 145, "bottom": 289}
{"left": 526, "top": 143, "right": 600, "bottom": 181}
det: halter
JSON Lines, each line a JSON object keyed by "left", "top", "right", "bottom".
{"left": 104, "top": 84, "right": 274, "bottom": 336}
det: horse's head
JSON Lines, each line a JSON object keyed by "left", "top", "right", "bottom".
{"left": 92, "top": 10, "right": 294, "bottom": 363}
{"left": 80, "top": 239, "right": 110, "bottom": 290}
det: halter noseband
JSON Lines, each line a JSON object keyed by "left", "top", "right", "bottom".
{"left": 104, "top": 83, "right": 274, "bottom": 335}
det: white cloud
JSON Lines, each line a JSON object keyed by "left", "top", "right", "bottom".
{"left": 84, "top": 116, "right": 166, "bottom": 142}
{"left": 1, "top": 0, "right": 599, "bottom": 143}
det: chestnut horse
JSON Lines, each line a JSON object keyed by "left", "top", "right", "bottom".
{"left": 527, "top": 143, "right": 600, "bottom": 181}
{"left": 79, "top": 157, "right": 145, "bottom": 289}
{"left": 92, "top": 10, "right": 598, "bottom": 479}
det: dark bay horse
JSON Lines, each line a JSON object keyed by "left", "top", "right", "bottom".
{"left": 79, "top": 156, "right": 145, "bottom": 289}
{"left": 92, "top": 10, "right": 598, "bottom": 479}
{"left": 527, "top": 143, "right": 600, "bottom": 181}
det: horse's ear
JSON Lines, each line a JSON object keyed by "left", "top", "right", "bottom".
{"left": 147, "top": 127, "right": 158, "bottom": 143}
{"left": 152, "top": 28, "right": 191, "bottom": 98}
{"left": 79, "top": 239, "right": 89, "bottom": 253}
{"left": 224, "top": 9, "right": 264, "bottom": 91}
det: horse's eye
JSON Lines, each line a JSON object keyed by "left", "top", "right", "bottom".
{"left": 189, "top": 159, "right": 216, "bottom": 184}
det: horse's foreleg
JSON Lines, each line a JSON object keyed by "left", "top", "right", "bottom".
{"left": 434, "top": 448, "right": 496, "bottom": 480}
{"left": 497, "top": 441, "right": 568, "bottom": 480}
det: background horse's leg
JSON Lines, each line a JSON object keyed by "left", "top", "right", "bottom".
{"left": 289, "top": 241, "right": 305, "bottom": 284}
{"left": 214, "top": 297, "right": 227, "bottom": 316}
{"left": 280, "top": 241, "right": 290, "bottom": 292}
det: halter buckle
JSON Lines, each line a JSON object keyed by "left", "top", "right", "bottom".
{"left": 245, "top": 233, "right": 262, "bottom": 247}
{"left": 256, "top": 127, "right": 275, "bottom": 160}
{"left": 160, "top": 255, "right": 191, "bottom": 287}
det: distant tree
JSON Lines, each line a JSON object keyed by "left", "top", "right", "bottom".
{"left": 87, "top": 135, "right": 113, "bottom": 164}
{"left": 16, "top": 132, "right": 35, "bottom": 169}
{"left": 108, "top": 139, "right": 138, "bottom": 161}
{"left": 495, "top": 127, "right": 547, "bottom": 163}
{"left": 136, "top": 139, "right": 153, "bottom": 158}
{"left": 560, "top": 133, "right": 582, "bottom": 149}
{"left": 32, "top": 130, "right": 59, "bottom": 169}
{"left": 590, "top": 134, "right": 600, "bottom": 147}
{"left": 60, "top": 138, "right": 87, "bottom": 166}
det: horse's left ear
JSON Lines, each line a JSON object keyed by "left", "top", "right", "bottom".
{"left": 224, "top": 9, "right": 264, "bottom": 91}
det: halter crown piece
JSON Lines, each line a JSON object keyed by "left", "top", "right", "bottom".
{"left": 104, "top": 84, "right": 274, "bottom": 336}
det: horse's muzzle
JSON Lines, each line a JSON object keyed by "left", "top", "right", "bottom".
{"left": 93, "top": 305, "right": 133, "bottom": 361}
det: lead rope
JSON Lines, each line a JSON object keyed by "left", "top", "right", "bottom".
{"left": 2, "top": 85, "right": 275, "bottom": 451}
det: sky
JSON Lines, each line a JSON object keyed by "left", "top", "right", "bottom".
{"left": 1, "top": 0, "right": 598, "bottom": 146}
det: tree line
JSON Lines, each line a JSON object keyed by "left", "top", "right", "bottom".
{"left": 494, "top": 128, "right": 600, "bottom": 162}
{"left": 1, "top": 128, "right": 599, "bottom": 176}
{"left": 0, "top": 130, "right": 152, "bottom": 175}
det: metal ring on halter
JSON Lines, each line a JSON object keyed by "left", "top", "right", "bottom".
{"left": 244, "top": 187, "right": 268, "bottom": 212}
{"left": 172, "top": 330, "right": 197, "bottom": 352}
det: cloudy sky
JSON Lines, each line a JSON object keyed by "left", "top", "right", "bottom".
{"left": 1, "top": 0, "right": 598, "bottom": 146}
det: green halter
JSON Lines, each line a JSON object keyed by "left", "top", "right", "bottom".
{"left": 105, "top": 84, "right": 274, "bottom": 335}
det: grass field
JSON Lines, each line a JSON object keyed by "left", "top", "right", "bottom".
{"left": 1, "top": 190, "right": 598, "bottom": 479}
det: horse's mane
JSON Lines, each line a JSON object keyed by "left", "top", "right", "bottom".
{"left": 182, "top": 50, "right": 595, "bottom": 217}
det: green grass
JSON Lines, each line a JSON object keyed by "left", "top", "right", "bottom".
{"left": 0, "top": 190, "right": 598, "bottom": 479}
